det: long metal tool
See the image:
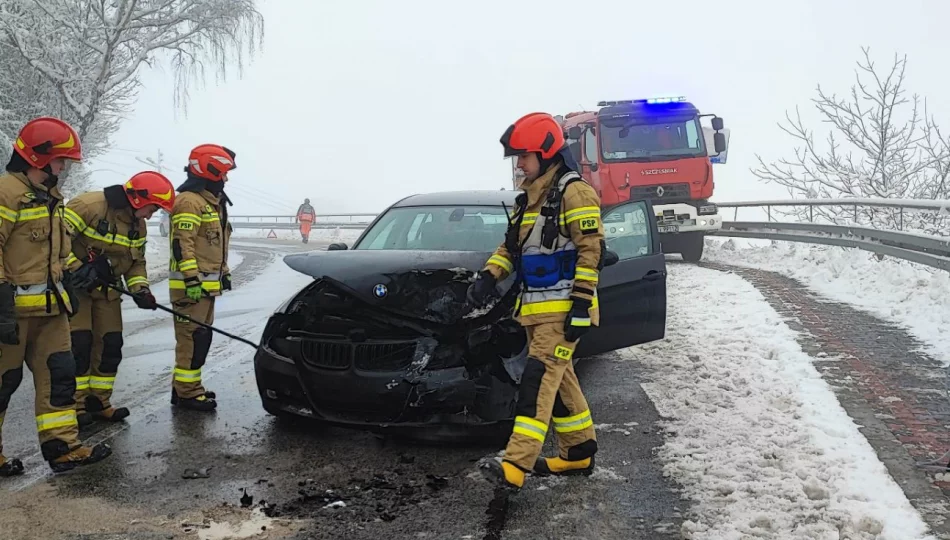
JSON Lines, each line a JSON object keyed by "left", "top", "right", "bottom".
{"left": 106, "top": 283, "right": 260, "bottom": 349}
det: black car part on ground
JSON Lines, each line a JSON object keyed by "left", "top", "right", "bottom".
{"left": 258, "top": 256, "right": 530, "bottom": 430}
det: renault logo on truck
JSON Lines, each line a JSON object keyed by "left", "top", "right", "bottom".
{"left": 641, "top": 168, "right": 677, "bottom": 176}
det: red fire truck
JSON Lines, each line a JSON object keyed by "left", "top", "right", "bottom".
{"left": 511, "top": 97, "right": 729, "bottom": 262}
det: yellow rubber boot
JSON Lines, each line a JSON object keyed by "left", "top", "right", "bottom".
{"left": 480, "top": 459, "right": 526, "bottom": 490}
{"left": 533, "top": 455, "right": 595, "bottom": 476}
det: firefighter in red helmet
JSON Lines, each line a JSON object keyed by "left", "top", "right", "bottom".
{"left": 167, "top": 144, "right": 235, "bottom": 411}
{"left": 0, "top": 117, "right": 112, "bottom": 476}
{"left": 63, "top": 171, "right": 176, "bottom": 428}
{"left": 470, "top": 112, "right": 603, "bottom": 490}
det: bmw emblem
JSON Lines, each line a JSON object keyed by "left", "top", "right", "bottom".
{"left": 373, "top": 284, "right": 388, "bottom": 298}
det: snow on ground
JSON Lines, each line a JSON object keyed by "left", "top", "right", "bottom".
{"left": 704, "top": 239, "right": 950, "bottom": 366}
{"left": 230, "top": 226, "right": 366, "bottom": 245}
{"left": 631, "top": 263, "right": 935, "bottom": 540}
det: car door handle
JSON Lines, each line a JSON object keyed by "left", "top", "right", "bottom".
{"left": 643, "top": 271, "right": 664, "bottom": 281}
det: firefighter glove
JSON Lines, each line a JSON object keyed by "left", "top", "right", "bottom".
{"left": 72, "top": 256, "right": 114, "bottom": 291}
{"left": 185, "top": 277, "right": 203, "bottom": 302}
{"left": 564, "top": 295, "right": 593, "bottom": 342}
{"left": 0, "top": 282, "right": 17, "bottom": 345}
{"left": 466, "top": 270, "right": 497, "bottom": 309}
{"left": 132, "top": 288, "right": 158, "bottom": 310}
{"left": 221, "top": 273, "right": 232, "bottom": 291}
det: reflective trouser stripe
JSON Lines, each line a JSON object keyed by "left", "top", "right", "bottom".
{"left": 512, "top": 415, "right": 548, "bottom": 442}
{"left": 36, "top": 410, "right": 77, "bottom": 432}
{"left": 174, "top": 368, "right": 201, "bottom": 383}
{"left": 89, "top": 376, "right": 115, "bottom": 390}
{"left": 553, "top": 410, "right": 593, "bottom": 433}
{"left": 75, "top": 376, "right": 90, "bottom": 391}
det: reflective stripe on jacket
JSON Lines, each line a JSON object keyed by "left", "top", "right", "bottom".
{"left": 0, "top": 172, "right": 73, "bottom": 317}
{"left": 483, "top": 164, "right": 605, "bottom": 326}
{"left": 168, "top": 190, "right": 231, "bottom": 296}
{"left": 63, "top": 189, "right": 150, "bottom": 300}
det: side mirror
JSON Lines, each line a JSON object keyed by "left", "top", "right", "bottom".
{"left": 589, "top": 162, "right": 599, "bottom": 172}
{"left": 567, "top": 126, "right": 583, "bottom": 139}
{"left": 603, "top": 249, "right": 620, "bottom": 267}
{"left": 711, "top": 116, "right": 724, "bottom": 131}
{"left": 327, "top": 242, "right": 348, "bottom": 251}
{"left": 714, "top": 132, "right": 727, "bottom": 154}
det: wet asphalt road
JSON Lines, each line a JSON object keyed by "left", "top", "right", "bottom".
{"left": 0, "top": 240, "right": 684, "bottom": 540}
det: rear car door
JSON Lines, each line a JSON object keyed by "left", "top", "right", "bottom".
{"left": 575, "top": 199, "right": 668, "bottom": 357}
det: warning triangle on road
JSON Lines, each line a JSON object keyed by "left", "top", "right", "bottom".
{"left": 267, "top": 229, "right": 277, "bottom": 239}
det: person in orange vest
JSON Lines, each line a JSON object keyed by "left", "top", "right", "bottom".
{"left": 295, "top": 198, "right": 316, "bottom": 243}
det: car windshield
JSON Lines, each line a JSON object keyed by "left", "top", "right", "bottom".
{"left": 599, "top": 116, "right": 705, "bottom": 162}
{"left": 353, "top": 205, "right": 509, "bottom": 251}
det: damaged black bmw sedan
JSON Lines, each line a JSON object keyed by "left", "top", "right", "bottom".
{"left": 254, "top": 190, "right": 667, "bottom": 436}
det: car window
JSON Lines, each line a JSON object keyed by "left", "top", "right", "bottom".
{"left": 602, "top": 201, "right": 653, "bottom": 260}
{"left": 354, "top": 205, "right": 510, "bottom": 251}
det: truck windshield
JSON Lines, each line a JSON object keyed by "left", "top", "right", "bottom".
{"left": 599, "top": 116, "right": 705, "bottom": 162}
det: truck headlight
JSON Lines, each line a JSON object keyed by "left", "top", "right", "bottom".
{"left": 699, "top": 204, "right": 718, "bottom": 215}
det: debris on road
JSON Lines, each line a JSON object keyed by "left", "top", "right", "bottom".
{"left": 261, "top": 470, "right": 456, "bottom": 523}
{"left": 240, "top": 488, "right": 254, "bottom": 508}
{"left": 182, "top": 467, "right": 212, "bottom": 480}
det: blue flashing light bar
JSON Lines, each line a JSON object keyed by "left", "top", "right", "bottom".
{"left": 597, "top": 96, "right": 687, "bottom": 107}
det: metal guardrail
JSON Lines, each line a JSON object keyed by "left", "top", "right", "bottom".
{"left": 711, "top": 198, "right": 950, "bottom": 272}
{"left": 146, "top": 213, "right": 377, "bottom": 231}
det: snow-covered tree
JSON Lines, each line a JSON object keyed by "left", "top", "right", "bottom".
{"left": 0, "top": 0, "right": 264, "bottom": 196}
{"left": 751, "top": 47, "right": 950, "bottom": 232}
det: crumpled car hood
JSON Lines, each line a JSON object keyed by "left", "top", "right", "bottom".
{"left": 282, "top": 250, "right": 514, "bottom": 326}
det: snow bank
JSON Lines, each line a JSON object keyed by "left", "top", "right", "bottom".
{"left": 705, "top": 239, "right": 950, "bottom": 366}
{"left": 632, "top": 264, "right": 934, "bottom": 539}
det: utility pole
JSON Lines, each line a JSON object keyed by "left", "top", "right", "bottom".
{"left": 135, "top": 149, "right": 168, "bottom": 174}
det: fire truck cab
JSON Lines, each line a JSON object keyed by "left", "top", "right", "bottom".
{"left": 539, "top": 97, "right": 729, "bottom": 262}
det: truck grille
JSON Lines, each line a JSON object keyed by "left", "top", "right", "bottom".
{"left": 296, "top": 338, "right": 418, "bottom": 372}
{"left": 631, "top": 183, "right": 691, "bottom": 203}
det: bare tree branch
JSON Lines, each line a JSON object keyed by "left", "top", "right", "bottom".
{"left": 752, "top": 47, "right": 950, "bottom": 232}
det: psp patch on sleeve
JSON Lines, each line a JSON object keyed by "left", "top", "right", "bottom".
{"left": 554, "top": 345, "right": 574, "bottom": 361}
{"left": 178, "top": 222, "right": 195, "bottom": 231}
{"left": 579, "top": 216, "right": 599, "bottom": 234}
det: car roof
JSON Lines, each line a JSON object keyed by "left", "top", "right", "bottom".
{"left": 391, "top": 190, "right": 519, "bottom": 208}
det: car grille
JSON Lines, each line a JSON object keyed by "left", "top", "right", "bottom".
{"left": 631, "top": 183, "right": 691, "bottom": 203}
{"left": 297, "top": 338, "right": 418, "bottom": 372}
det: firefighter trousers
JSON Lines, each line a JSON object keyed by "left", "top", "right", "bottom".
{"left": 0, "top": 313, "right": 83, "bottom": 461}
{"left": 172, "top": 296, "right": 215, "bottom": 399}
{"left": 71, "top": 290, "right": 124, "bottom": 412}
{"left": 503, "top": 321, "right": 598, "bottom": 471}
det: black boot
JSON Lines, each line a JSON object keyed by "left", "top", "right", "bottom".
{"left": 171, "top": 389, "right": 217, "bottom": 412}
{"left": 48, "top": 443, "right": 112, "bottom": 473}
{"left": 0, "top": 456, "right": 24, "bottom": 477}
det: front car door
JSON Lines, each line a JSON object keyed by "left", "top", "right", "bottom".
{"left": 575, "top": 199, "right": 668, "bottom": 357}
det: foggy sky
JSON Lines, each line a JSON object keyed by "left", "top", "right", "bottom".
{"left": 85, "top": 0, "right": 950, "bottom": 217}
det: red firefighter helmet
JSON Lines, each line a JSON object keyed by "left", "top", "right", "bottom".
{"left": 499, "top": 112, "right": 565, "bottom": 160}
{"left": 185, "top": 144, "right": 236, "bottom": 182}
{"left": 13, "top": 117, "right": 83, "bottom": 169}
{"left": 124, "top": 171, "right": 176, "bottom": 212}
